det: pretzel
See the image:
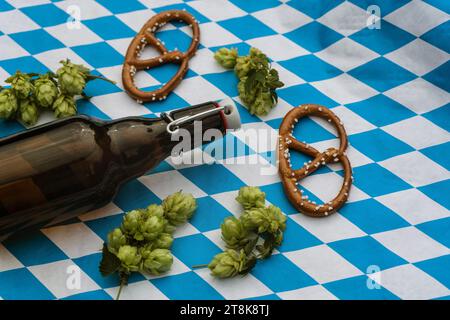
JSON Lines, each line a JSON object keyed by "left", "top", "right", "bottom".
{"left": 122, "top": 10, "right": 200, "bottom": 103}
{"left": 278, "top": 104, "right": 353, "bottom": 217}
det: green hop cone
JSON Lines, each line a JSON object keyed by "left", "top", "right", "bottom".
{"left": 237, "top": 77, "right": 257, "bottom": 106}
{"left": 34, "top": 75, "right": 58, "bottom": 108}
{"left": 248, "top": 89, "right": 273, "bottom": 116}
{"left": 241, "top": 207, "right": 270, "bottom": 234}
{"left": 52, "top": 94, "right": 77, "bottom": 118}
{"left": 153, "top": 233, "right": 173, "bottom": 249}
{"left": 214, "top": 47, "right": 238, "bottom": 69}
{"left": 5, "top": 71, "right": 33, "bottom": 99}
{"left": 56, "top": 59, "right": 87, "bottom": 96}
{"left": 116, "top": 245, "right": 141, "bottom": 273}
{"left": 248, "top": 47, "right": 269, "bottom": 69}
{"left": 208, "top": 249, "right": 247, "bottom": 278}
{"left": 221, "top": 216, "right": 249, "bottom": 249}
{"left": 236, "top": 186, "right": 266, "bottom": 209}
{"left": 18, "top": 98, "right": 39, "bottom": 126}
{"left": 144, "top": 204, "right": 165, "bottom": 219}
{"left": 141, "top": 248, "right": 173, "bottom": 275}
{"left": 107, "top": 228, "right": 127, "bottom": 255}
{"left": 0, "top": 88, "right": 19, "bottom": 119}
{"left": 234, "top": 55, "right": 251, "bottom": 79}
{"left": 139, "top": 214, "right": 166, "bottom": 241}
{"left": 121, "top": 209, "right": 143, "bottom": 239}
{"left": 266, "top": 204, "right": 287, "bottom": 234}
{"left": 162, "top": 191, "right": 197, "bottom": 225}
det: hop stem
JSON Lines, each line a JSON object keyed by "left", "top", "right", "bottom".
{"left": 86, "top": 74, "right": 116, "bottom": 85}
{"left": 116, "top": 272, "right": 128, "bottom": 300}
{"left": 191, "top": 264, "right": 208, "bottom": 269}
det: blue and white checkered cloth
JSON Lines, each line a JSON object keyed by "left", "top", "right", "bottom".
{"left": 0, "top": 0, "right": 449, "bottom": 300}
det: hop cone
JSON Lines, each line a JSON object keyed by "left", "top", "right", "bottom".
{"left": 116, "top": 245, "right": 141, "bottom": 273}
{"left": 139, "top": 214, "right": 166, "bottom": 241}
{"left": 266, "top": 204, "right": 287, "bottom": 234}
{"left": 153, "top": 233, "right": 173, "bottom": 249}
{"left": 248, "top": 89, "right": 273, "bottom": 116}
{"left": 162, "top": 191, "right": 197, "bottom": 225}
{"left": 144, "top": 204, "right": 165, "bottom": 219}
{"left": 18, "top": 98, "right": 39, "bottom": 126}
{"left": 5, "top": 71, "right": 33, "bottom": 99}
{"left": 56, "top": 59, "right": 87, "bottom": 96}
{"left": 240, "top": 207, "right": 270, "bottom": 234}
{"left": 234, "top": 55, "right": 251, "bottom": 79}
{"left": 0, "top": 88, "right": 19, "bottom": 119}
{"left": 52, "top": 94, "right": 77, "bottom": 118}
{"left": 121, "top": 210, "right": 143, "bottom": 240}
{"left": 208, "top": 249, "right": 247, "bottom": 278}
{"left": 141, "top": 248, "right": 173, "bottom": 275}
{"left": 107, "top": 228, "right": 127, "bottom": 255}
{"left": 214, "top": 48, "right": 238, "bottom": 69}
{"left": 221, "top": 216, "right": 249, "bottom": 249}
{"left": 236, "top": 186, "right": 266, "bottom": 209}
{"left": 34, "top": 75, "right": 58, "bottom": 108}
{"left": 237, "top": 77, "right": 257, "bottom": 107}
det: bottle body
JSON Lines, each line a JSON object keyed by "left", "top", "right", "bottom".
{"left": 0, "top": 101, "right": 233, "bottom": 240}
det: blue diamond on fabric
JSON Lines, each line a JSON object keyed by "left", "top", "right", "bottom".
{"left": 229, "top": 0, "right": 281, "bottom": 13}
{"left": 329, "top": 236, "right": 407, "bottom": 272}
{"left": 153, "top": 3, "right": 210, "bottom": 24}
{"left": 420, "top": 21, "right": 450, "bottom": 53}
{"left": 62, "top": 290, "right": 112, "bottom": 300}
{"left": 0, "top": 119, "right": 24, "bottom": 138}
{"left": 423, "top": 0, "right": 450, "bottom": 14}
{"left": 279, "top": 54, "right": 342, "bottom": 82}
{"left": 350, "top": 163, "right": 412, "bottom": 197}
{"left": 423, "top": 103, "right": 450, "bottom": 132}
{"left": 277, "top": 83, "right": 339, "bottom": 108}
{"left": 219, "top": 15, "right": 277, "bottom": 41}
{"left": 251, "top": 254, "right": 317, "bottom": 292}
{"left": 324, "top": 275, "right": 400, "bottom": 300}
{"left": 72, "top": 42, "right": 123, "bottom": 69}
{"left": 151, "top": 271, "right": 224, "bottom": 300}
{"left": 84, "top": 214, "right": 124, "bottom": 242}
{"left": 189, "top": 196, "right": 234, "bottom": 232}
{"left": 203, "top": 134, "right": 255, "bottom": 161}
{"left": 284, "top": 22, "right": 343, "bottom": 52}
{"left": 420, "top": 142, "right": 450, "bottom": 171}
{"left": 113, "top": 179, "right": 161, "bottom": 212}
{"left": 172, "top": 234, "right": 221, "bottom": 267}
{"left": 350, "top": 20, "right": 415, "bottom": 55}
{"left": 348, "top": 57, "right": 416, "bottom": 92}
{"left": 288, "top": 0, "right": 344, "bottom": 19}
{"left": 96, "top": 0, "right": 146, "bottom": 14}
{"left": 0, "top": 56, "right": 50, "bottom": 75}
{"left": 83, "top": 16, "right": 136, "bottom": 41}
{"left": 415, "top": 254, "right": 450, "bottom": 288}
{"left": 346, "top": 94, "right": 416, "bottom": 127}
{"left": 349, "top": 128, "right": 414, "bottom": 161}
{"left": 418, "top": 179, "right": 450, "bottom": 209}
{"left": 277, "top": 217, "right": 323, "bottom": 252}
{"left": 203, "top": 71, "right": 239, "bottom": 97}
{"left": 179, "top": 163, "right": 246, "bottom": 194}
{"left": 20, "top": 4, "right": 69, "bottom": 28}
{"left": 2, "top": 231, "right": 68, "bottom": 266}
{"left": 0, "top": 268, "right": 55, "bottom": 300}
{"left": 339, "top": 198, "right": 410, "bottom": 234}
{"left": 416, "top": 217, "right": 450, "bottom": 248}
{"left": 77, "top": 99, "right": 110, "bottom": 120}
{"left": 423, "top": 61, "right": 450, "bottom": 93}
{"left": 0, "top": 1, "right": 13, "bottom": 12}
{"left": 9, "top": 29, "right": 65, "bottom": 55}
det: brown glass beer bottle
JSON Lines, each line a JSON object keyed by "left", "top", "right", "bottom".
{"left": 0, "top": 98, "right": 240, "bottom": 240}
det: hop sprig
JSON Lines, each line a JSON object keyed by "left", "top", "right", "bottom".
{"left": 208, "top": 249, "right": 253, "bottom": 278}
{"left": 236, "top": 186, "right": 266, "bottom": 209}
{"left": 214, "top": 47, "right": 284, "bottom": 116}
{"left": 100, "top": 191, "right": 197, "bottom": 299}
{"left": 0, "top": 58, "right": 115, "bottom": 125}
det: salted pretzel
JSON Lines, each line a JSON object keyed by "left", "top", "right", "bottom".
{"left": 278, "top": 104, "right": 352, "bottom": 217}
{"left": 122, "top": 10, "right": 200, "bottom": 103}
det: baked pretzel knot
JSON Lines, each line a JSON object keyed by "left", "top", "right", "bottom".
{"left": 122, "top": 10, "right": 200, "bottom": 103}
{"left": 278, "top": 104, "right": 353, "bottom": 217}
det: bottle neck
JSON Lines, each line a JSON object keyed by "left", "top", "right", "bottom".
{"left": 106, "top": 102, "right": 227, "bottom": 178}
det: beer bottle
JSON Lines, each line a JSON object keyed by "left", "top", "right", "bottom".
{"left": 0, "top": 98, "right": 240, "bottom": 240}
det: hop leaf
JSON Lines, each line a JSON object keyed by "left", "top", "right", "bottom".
{"left": 99, "top": 244, "right": 121, "bottom": 277}
{"left": 208, "top": 249, "right": 249, "bottom": 278}
{"left": 56, "top": 59, "right": 87, "bottom": 96}
{"left": 162, "top": 191, "right": 197, "bottom": 225}
{"left": 221, "top": 216, "right": 249, "bottom": 249}
{"left": 214, "top": 48, "right": 238, "bottom": 69}
{"left": 52, "top": 94, "right": 77, "bottom": 118}
{"left": 116, "top": 245, "right": 142, "bottom": 273}
{"left": 18, "top": 98, "right": 39, "bottom": 126}
{"left": 5, "top": 71, "right": 33, "bottom": 99}
{"left": 0, "top": 88, "right": 19, "bottom": 119}
{"left": 141, "top": 248, "right": 173, "bottom": 275}
{"left": 236, "top": 186, "right": 266, "bottom": 210}
{"left": 34, "top": 75, "right": 58, "bottom": 108}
